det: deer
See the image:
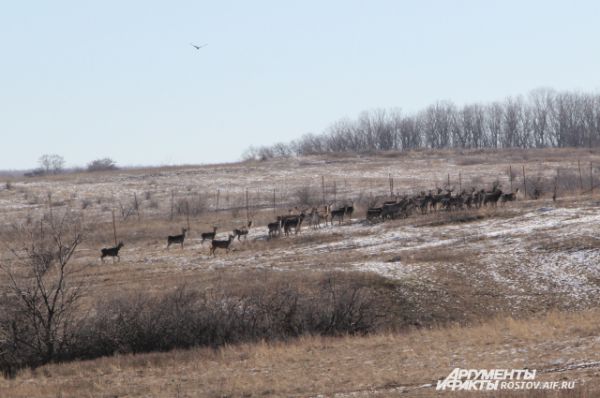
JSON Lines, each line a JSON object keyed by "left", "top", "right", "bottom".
{"left": 309, "top": 207, "right": 326, "bottom": 229}
{"left": 500, "top": 188, "right": 519, "bottom": 205}
{"left": 210, "top": 234, "right": 235, "bottom": 256}
{"left": 329, "top": 202, "right": 354, "bottom": 225}
{"left": 366, "top": 206, "right": 383, "bottom": 222}
{"left": 283, "top": 212, "right": 305, "bottom": 236}
{"left": 463, "top": 188, "right": 476, "bottom": 209}
{"left": 418, "top": 191, "right": 434, "bottom": 214}
{"left": 201, "top": 226, "right": 217, "bottom": 243}
{"left": 267, "top": 220, "right": 282, "bottom": 238}
{"left": 100, "top": 242, "right": 124, "bottom": 262}
{"left": 330, "top": 207, "right": 345, "bottom": 224}
{"left": 483, "top": 188, "right": 503, "bottom": 207}
{"left": 233, "top": 221, "right": 252, "bottom": 241}
{"left": 167, "top": 228, "right": 187, "bottom": 249}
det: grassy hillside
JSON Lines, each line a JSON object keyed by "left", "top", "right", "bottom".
{"left": 1, "top": 147, "right": 600, "bottom": 396}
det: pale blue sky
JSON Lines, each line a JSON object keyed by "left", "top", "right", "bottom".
{"left": 1, "top": 1, "right": 599, "bottom": 169}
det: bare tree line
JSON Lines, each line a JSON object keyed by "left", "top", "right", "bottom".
{"left": 244, "top": 88, "right": 600, "bottom": 160}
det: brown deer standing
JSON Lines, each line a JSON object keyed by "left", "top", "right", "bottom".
{"left": 233, "top": 220, "right": 252, "bottom": 241}
{"left": 167, "top": 228, "right": 187, "bottom": 249}
{"left": 210, "top": 235, "right": 235, "bottom": 256}
{"left": 268, "top": 220, "right": 282, "bottom": 238}
{"left": 201, "top": 226, "right": 217, "bottom": 244}
{"left": 101, "top": 242, "right": 124, "bottom": 262}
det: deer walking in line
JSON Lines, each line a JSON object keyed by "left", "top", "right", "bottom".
{"left": 201, "top": 226, "right": 217, "bottom": 243}
{"left": 500, "top": 188, "right": 519, "bottom": 205}
{"left": 233, "top": 221, "right": 253, "bottom": 241}
{"left": 210, "top": 234, "right": 235, "bottom": 256}
{"left": 167, "top": 228, "right": 187, "bottom": 249}
{"left": 309, "top": 208, "right": 322, "bottom": 229}
{"left": 330, "top": 202, "right": 354, "bottom": 225}
{"left": 101, "top": 242, "right": 124, "bottom": 262}
{"left": 268, "top": 220, "right": 282, "bottom": 238}
{"left": 283, "top": 212, "right": 305, "bottom": 236}
{"left": 483, "top": 189, "right": 503, "bottom": 207}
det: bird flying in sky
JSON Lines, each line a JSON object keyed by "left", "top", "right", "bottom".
{"left": 190, "top": 43, "right": 207, "bottom": 50}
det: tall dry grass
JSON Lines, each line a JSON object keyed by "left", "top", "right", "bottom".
{"left": 1, "top": 308, "right": 599, "bottom": 397}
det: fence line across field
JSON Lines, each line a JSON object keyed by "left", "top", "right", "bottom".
{"left": 152, "top": 162, "right": 597, "bottom": 222}
{"left": 17, "top": 161, "right": 595, "bottom": 227}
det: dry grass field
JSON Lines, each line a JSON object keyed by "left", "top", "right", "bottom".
{"left": 2, "top": 310, "right": 600, "bottom": 397}
{"left": 1, "top": 147, "right": 600, "bottom": 397}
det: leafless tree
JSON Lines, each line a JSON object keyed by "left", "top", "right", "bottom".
{"left": 242, "top": 88, "right": 600, "bottom": 158}
{"left": 530, "top": 88, "right": 554, "bottom": 147}
{"left": 0, "top": 209, "right": 84, "bottom": 376}
{"left": 38, "top": 154, "right": 65, "bottom": 175}
{"left": 485, "top": 102, "right": 503, "bottom": 148}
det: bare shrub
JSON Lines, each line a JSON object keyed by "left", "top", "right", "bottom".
{"left": 0, "top": 210, "right": 84, "bottom": 377}
{"left": 555, "top": 170, "right": 581, "bottom": 195}
{"left": 66, "top": 273, "right": 398, "bottom": 363}
{"left": 87, "top": 158, "right": 118, "bottom": 172}
{"left": 118, "top": 199, "right": 137, "bottom": 221}
{"left": 295, "top": 186, "right": 319, "bottom": 207}
{"left": 525, "top": 174, "right": 551, "bottom": 199}
{"left": 81, "top": 198, "right": 92, "bottom": 209}
{"left": 175, "top": 198, "right": 190, "bottom": 216}
{"left": 455, "top": 156, "right": 487, "bottom": 166}
{"left": 355, "top": 191, "right": 379, "bottom": 209}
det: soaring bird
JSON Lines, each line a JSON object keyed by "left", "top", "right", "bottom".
{"left": 190, "top": 43, "right": 207, "bottom": 50}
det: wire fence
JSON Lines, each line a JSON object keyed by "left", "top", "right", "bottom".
{"left": 7, "top": 161, "right": 598, "bottom": 231}
{"left": 158, "top": 161, "right": 600, "bottom": 222}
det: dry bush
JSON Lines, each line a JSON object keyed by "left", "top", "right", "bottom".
{"left": 526, "top": 174, "right": 552, "bottom": 199}
{"left": 455, "top": 156, "right": 488, "bottom": 166}
{"left": 80, "top": 198, "right": 92, "bottom": 209}
{"left": 77, "top": 272, "right": 395, "bottom": 358}
{"left": 1, "top": 271, "right": 417, "bottom": 376}
{"left": 0, "top": 210, "right": 85, "bottom": 378}
{"left": 295, "top": 185, "right": 320, "bottom": 207}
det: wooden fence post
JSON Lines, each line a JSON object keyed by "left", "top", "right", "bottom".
{"left": 245, "top": 189, "right": 249, "bottom": 222}
{"left": 186, "top": 201, "right": 190, "bottom": 231}
{"left": 134, "top": 192, "right": 140, "bottom": 220}
{"left": 112, "top": 209, "right": 118, "bottom": 246}
{"left": 522, "top": 165, "right": 527, "bottom": 199}
{"left": 553, "top": 169, "right": 558, "bottom": 202}
{"left": 170, "top": 190, "right": 174, "bottom": 220}
{"left": 591, "top": 162, "right": 594, "bottom": 197}
{"left": 333, "top": 181, "right": 337, "bottom": 204}
{"left": 578, "top": 160, "right": 583, "bottom": 195}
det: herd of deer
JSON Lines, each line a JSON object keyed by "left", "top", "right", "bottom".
{"left": 266, "top": 203, "right": 354, "bottom": 238}
{"left": 100, "top": 221, "right": 253, "bottom": 262}
{"left": 99, "top": 185, "right": 517, "bottom": 262}
{"left": 366, "top": 186, "right": 518, "bottom": 221}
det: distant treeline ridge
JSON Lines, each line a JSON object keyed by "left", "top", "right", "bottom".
{"left": 244, "top": 88, "right": 600, "bottom": 160}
